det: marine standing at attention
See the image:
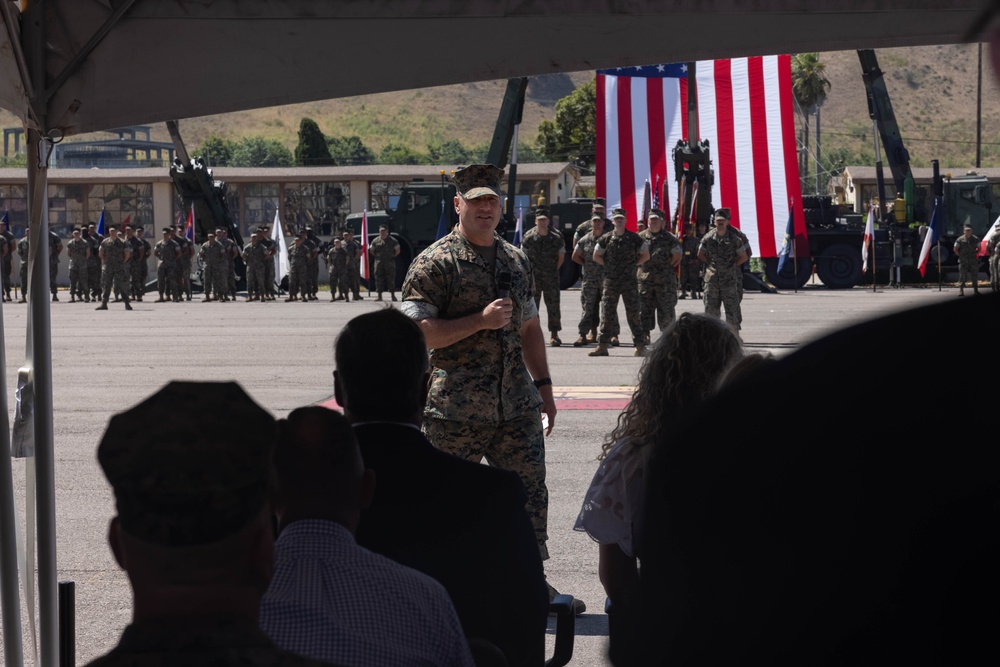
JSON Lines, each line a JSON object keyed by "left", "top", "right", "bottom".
{"left": 520, "top": 206, "right": 565, "bottom": 346}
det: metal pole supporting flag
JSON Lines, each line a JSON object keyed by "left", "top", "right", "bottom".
{"left": 936, "top": 240, "right": 942, "bottom": 291}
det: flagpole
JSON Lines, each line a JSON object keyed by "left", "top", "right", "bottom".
{"left": 872, "top": 240, "right": 877, "bottom": 293}
{"left": 791, "top": 237, "right": 798, "bottom": 294}
{"left": 936, "top": 240, "right": 941, "bottom": 291}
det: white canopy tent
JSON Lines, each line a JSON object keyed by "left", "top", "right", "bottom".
{"left": 0, "top": 1, "right": 988, "bottom": 665}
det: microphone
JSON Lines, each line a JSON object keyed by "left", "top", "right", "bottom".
{"left": 497, "top": 270, "right": 512, "bottom": 299}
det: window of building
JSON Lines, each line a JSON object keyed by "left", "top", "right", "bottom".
{"left": 88, "top": 183, "right": 154, "bottom": 234}
{"left": 283, "top": 182, "right": 350, "bottom": 235}
{"left": 0, "top": 184, "right": 28, "bottom": 235}
{"left": 369, "top": 181, "right": 407, "bottom": 212}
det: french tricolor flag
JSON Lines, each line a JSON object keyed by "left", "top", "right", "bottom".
{"left": 597, "top": 56, "right": 806, "bottom": 258}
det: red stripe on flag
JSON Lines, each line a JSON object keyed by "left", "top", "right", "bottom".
{"left": 646, "top": 77, "right": 667, "bottom": 211}
{"left": 596, "top": 74, "right": 606, "bottom": 201}
{"left": 777, "top": 55, "right": 806, "bottom": 254}
{"left": 714, "top": 60, "right": 740, "bottom": 227}
{"left": 616, "top": 77, "right": 637, "bottom": 220}
{"left": 747, "top": 57, "right": 776, "bottom": 256}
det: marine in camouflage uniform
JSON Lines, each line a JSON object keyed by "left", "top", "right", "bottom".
{"left": 988, "top": 228, "right": 1000, "bottom": 292}
{"left": 285, "top": 233, "right": 311, "bottom": 302}
{"left": 154, "top": 229, "right": 181, "bottom": 302}
{"left": 571, "top": 216, "right": 619, "bottom": 346}
{"left": 369, "top": 224, "right": 401, "bottom": 301}
{"left": 520, "top": 207, "right": 565, "bottom": 345}
{"left": 402, "top": 164, "right": 556, "bottom": 564}
{"left": 680, "top": 225, "right": 704, "bottom": 299}
{"left": 87, "top": 382, "right": 336, "bottom": 667}
{"left": 590, "top": 208, "right": 650, "bottom": 357}
{"left": 570, "top": 197, "right": 607, "bottom": 249}
{"left": 953, "top": 224, "right": 981, "bottom": 296}
{"left": 173, "top": 227, "right": 194, "bottom": 301}
{"left": 96, "top": 228, "right": 132, "bottom": 310}
{"left": 258, "top": 226, "right": 277, "bottom": 300}
{"left": 124, "top": 227, "right": 145, "bottom": 301}
{"left": 343, "top": 231, "right": 363, "bottom": 299}
{"left": 637, "top": 208, "right": 682, "bottom": 340}
{"left": 218, "top": 229, "right": 238, "bottom": 300}
{"left": 66, "top": 228, "right": 91, "bottom": 302}
{"left": 727, "top": 224, "right": 753, "bottom": 329}
{"left": 698, "top": 209, "right": 749, "bottom": 329}
{"left": 16, "top": 234, "right": 28, "bottom": 302}
{"left": 84, "top": 224, "right": 103, "bottom": 300}
{"left": 241, "top": 233, "right": 268, "bottom": 302}
{"left": 133, "top": 227, "right": 151, "bottom": 301}
{"left": 326, "top": 239, "right": 350, "bottom": 301}
{"left": 48, "top": 229, "right": 63, "bottom": 301}
{"left": 0, "top": 220, "right": 13, "bottom": 301}
{"left": 199, "top": 232, "right": 228, "bottom": 301}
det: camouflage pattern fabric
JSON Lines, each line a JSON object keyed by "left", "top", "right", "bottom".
{"left": 137, "top": 237, "right": 151, "bottom": 296}
{"left": 423, "top": 415, "right": 549, "bottom": 560}
{"left": 201, "top": 240, "right": 228, "bottom": 299}
{"left": 287, "top": 243, "right": 310, "bottom": 298}
{"left": 221, "top": 237, "right": 238, "bottom": 298}
{"left": 67, "top": 237, "right": 90, "bottom": 299}
{"left": 48, "top": 231, "right": 62, "bottom": 296}
{"left": 699, "top": 228, "right": 747, "bottom": 329}
{"left": 259, "top": 236, "right": 276, "bottom": 297}
{"left": 575, "top": 232, "right": 618, "bottom": 337}
{"left": 176, "top": 236, "right": 194, "bottom": 299}
{"left": 369, "top": 234, "right": 400, "bottom": 293}
{"left": 242, "top": 242, "right": 268, "bottom": 300}
{"left": 520, "top": 226, "right": 564, "bottom": 333}
{"left": 127, "top": 236, "right": 145, "bottom": 300}
{"left": 573, "top": 219, "right": 593, "bottom": 246}
{"left": 637, "top": 228, "right": 681, "bottom": 334}
{"left": 87, "top": 233, "right": 103, "bottom": 299}
{"left": 17, "top": 237, "right": 28, "bottom": 299}
{"left": 401, "top": 230, "right": 548, "bottom": 558}
{"left": 954, "top": 234, "right": 981, "bottom": 290}
{"left": 82, "top": 616, "right": 334, "bottom": 667}
{"left": 728, "top": 226, "right": 752, "bottom": 327}
{"left": 327, "top": 246, "right": 350, "bottom": 297}
{"left": 100, "top": 238, "right": 131, "bottom": 304}
{"left": 344, "top": 239, "right": 362, "bottom": 296}
{"left": 304, "top": 237, "right": 319, "bottom": 297}
{"left": 154, "top": 239, "right": 181, "bottom": 301}
{"left": 680, "top": 232, "right": 703, "bottom": 295}
{"left": 596, "top": 229, "right": 646, "bottom": 344}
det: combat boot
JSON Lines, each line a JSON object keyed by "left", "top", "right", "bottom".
{"left": 634, "top": 344, "right": 647, "bottom": 357}
{"left": 95, "top": 302, "right": 108, "bottom": 310}
{"left": 285, "top": 296, "right": 297, "bottom": 302}
{"left": 70, "top": 296, "right": 76, "bottom": 303}
{"left": 550, "top": 334, "right": 562, "bottom": 347}
{"left": 125, "top": 302, "right": 133, "bottom": 311}
{"left": 680, "top": 291, "right": 687, "bottom": 299}
{"left": 375, "top": 293, "right": 383, "bottom": 302}
{"left": 586, "top": 329, "right": 597, "bottom": 343}
{"left": 52, "top": 294, "right": 58, "bottom": 302}
{"left": 588, "top": 344, "right": 609, "bottom": 357}
{"left": 610, "top": 336, "right": 620, "bottom": 347}
{"left": 573, "top": 336, "right": 587, "bottom": 347}
{"left": 391, "top": 293, "right": 398, "bottom": 302}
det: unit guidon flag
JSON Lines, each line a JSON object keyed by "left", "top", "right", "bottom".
{"left": 596, "top": 56, "right": 807, "bottom": 258}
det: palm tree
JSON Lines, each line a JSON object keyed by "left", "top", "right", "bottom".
{"left": 793, "top": 53, "right": 832, "bottom": 193}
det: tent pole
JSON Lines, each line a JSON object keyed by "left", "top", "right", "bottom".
{"left": 26, "top": 130, "right": 59, "bottom": 667}
{"left": 0, "top": 292, "right": 24, "bottom": 667}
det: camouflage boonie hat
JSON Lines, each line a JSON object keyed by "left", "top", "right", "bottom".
{"left": 535, "top": 206, "right": 551, "bottom": 219}
{"left": 611, "top": 208, "right": 627, "bottom": 219}
{"left": 98, "top": 381, "right": 276, "bottom": 547}
{"left": 714, "top": 208, "right": 731, "bottom": 221}
{"left": 453, "top": 164, "right": 504, "bottom": 199}
{"left": 648, "top": 208, "right": 666, "bottom": 219}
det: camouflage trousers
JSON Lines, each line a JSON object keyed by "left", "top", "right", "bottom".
{"left": 265, "top": 258, "right": 275, "bottom": 297}
{"left": 959, "top": 261, "right": 979, "bottom": 291}
{"left": 88, "top": 260, "right": 101, "bottom": 298}
{"left": 157, "top": 263, "right": 181, "bottom": 300}
{"left": 245, "top": 263, "right": 265, "bottom": 299}
{"left": 680, "top": 259, "right": 702, "bottom": 294}
{"left": 138, "top": 260, "right": 149, "bottom": 297}
{"left": 129, "top": 262, "right": 143, "bottom": 300}
{"left": 288, "top": 265, "right": 308, "bottom": 298}
{"left": 704, "top": 272, "right": 741, "bottom": 329}
{"left": 374, "top": 260, "right": 396, "bottom": 294}
{"left": 532, "top": 272, "right": 561, "bottom": 333}
{"left": 347, "top": 263, "right": 361, "bottom": 296}
{"left": 205, "top": 263, "right": 228, "bottom": 299}
{"left": 180, "top": 259, "right": 193, "bottom": 299}
{"left": 639, "top": 277, "right": 678, "bottom": 334}
{"left": 579, "top": 279, "right": 618, "bottom": 337}
{"left": 991, "top": 254, "right": 1000, "bottom": 292}
{"left": 329, "top": 268, "right": 349, "bottom": 297}
{"left": 2, "top": 256, "right": 10, "bottom": 296}
{"left": 226, "top": 260, "right": 236, "bottom": 297}
{"left": 101, "top": 266, "right": 130, "bottom": 304}
{"left": 423, "top": 415, "right": 549, "bottom": 560}
{"left": 69, "top": 264, "right": 89, "bottom": 298}
{"left": 600, "top": 279, "right": 643, "bottom": 344}
{"left": 19, "top": 262, "right": 27, "bottom": 299}
{"left": 49, "top": 260, "right": 58, "bottom": 297}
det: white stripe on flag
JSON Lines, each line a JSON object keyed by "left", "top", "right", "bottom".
{"left": 696, "top": 62, "right": 720, "bottom": 211}
{"left": 630, "top": 82, "right": 651, "bottom": 217}
{"left": 603, "top": 76, "right": 621, "bottom": 212}
{"left": 763, "top": 56, "right": 788, "bottom": 254}
{"left": 732, "top": 58, "right": 758, "bottom": 236}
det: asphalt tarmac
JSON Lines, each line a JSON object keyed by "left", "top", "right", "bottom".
{"left": 0, "top": 282, "right": 962, "bottom": 665}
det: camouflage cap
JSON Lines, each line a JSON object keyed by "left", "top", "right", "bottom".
{"left": 611, "top": 208, "right": 627, "bottom": 219}
{"left": 964, "top": 222, "right": 973, "bottom": 229}
{"left": 535, "top": 206, "right": 551, "bottom": 219}
{"left": 97, "top": 381, "right": 276, "bottom": 547}
{"left": 714, "top": 208, "right": 731, "bottom": 221}
{"left": 453, "top": 164, "right": 504, "bottom": 199}
{"left": 648, "top": 208, "right": 666, "bottom": 219}
{"left": 592, "top": 197, "right": 606, "bottom": 209}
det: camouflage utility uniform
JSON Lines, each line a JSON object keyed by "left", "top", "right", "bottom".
{"left": 17, "top": 236, "right": 28, "bottom": 301}
{"left": 242, "top": 240, "right": 268, "bottom": 301}
{"left": 86, "top": 231, "right": 103, "bottom": 300}
{"left": 259, "top": 235, "right": 276, "bottom": 299}
{"left": 127, "top": 235, "right": 145, "bottom": 300}
{"left": 327, "top": 245, "right": 350, "bottom": 301}
{"left": 954, "top": 232, "right": 981, "bottom": 295}
{"left": 520, "top": 225, "right": 564, "bottom": 337}
{"left": 287, "top": 241, "right": 310, "bottom": 301}
{"left": 176, "top": 235, "right": 194, "bottom": 301}
{"left": 135, "top": 234, "right": 151, "bottom": 300}
{"left": 595, "top": 229, "right": 647, "bottom": 345}
{"left": 99, "top": 237, "right": 131, "bottom": 307}
{"left": 304, "top": 235, "right": 320, "bottom": 300}
{"left": 154, "top": 237, "right": 181, "bottom": 302}
{"left": 699, "top": 228, "right": 747, "bottom": 329}
{"left": 344, "top": 237, "right": 362, "bottom": 298}
{"left": 574, "top": 229, "right": 618, "bottom": 342}
{"left": 48, "top": 231, "right": 63, "bottom": 299}
{"left": 680, "top": 230, "right": 703, "bottom": 298}
{"left": 369, "top": 234, "right": 400, "bottom": 297}
{"left": 637, "top": 227, "right": 681, "bottom": 336}
{"left": 402, "top": 230, "right": 550, "bottom": 559}
{"left": 200, "top": 239, "right": 228, "bottom": 300}
{"left": 221, "top": 236, "right": 238, "bottom": 299}
{"left": 66, "top": 236, "right": 91, "bottom": 301}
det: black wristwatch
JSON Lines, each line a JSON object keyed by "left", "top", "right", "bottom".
{"left": 533, "top": 377, "right": 552, "bottom": 389}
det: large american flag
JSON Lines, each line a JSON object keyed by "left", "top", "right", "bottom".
{"left": 596, "top": 56, "right": 807, "bottom": 258}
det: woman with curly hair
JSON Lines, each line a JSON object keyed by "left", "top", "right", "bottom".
{"left": 574, "top": 313, "right": 743, "bottom": 606}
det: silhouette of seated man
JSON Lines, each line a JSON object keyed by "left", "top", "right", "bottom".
{"left": 334, "top": 308, "right": 549, "bottom": 666}
{"left": 88, "top": 381, "right": 338, "bottom": 667}
{"left": 626, "top": 293, "right": 1000, "bottom": 666}
{"left": 260, "top": 406, "right": 473, "bottom": 666}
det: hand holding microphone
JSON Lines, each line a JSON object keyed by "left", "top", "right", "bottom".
{"left": 482, "top": 270, "right": 513, "bottom": 330}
